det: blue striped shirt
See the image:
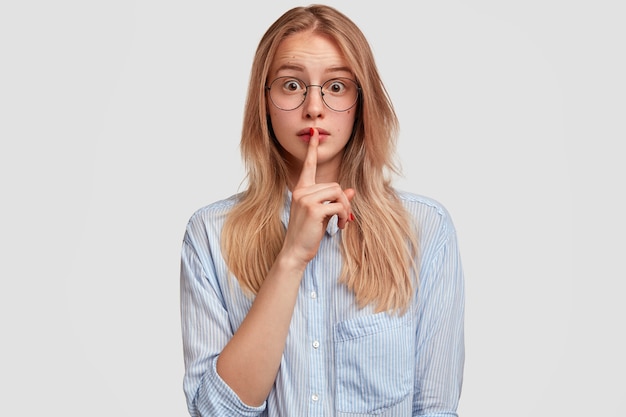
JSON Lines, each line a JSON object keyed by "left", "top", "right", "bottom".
{"left": 180, "top": 190, "right": 464, "bottom": 416}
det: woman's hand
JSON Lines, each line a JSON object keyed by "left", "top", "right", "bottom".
{"left": 282, "top": 128, "right": 355, "bottom": 266}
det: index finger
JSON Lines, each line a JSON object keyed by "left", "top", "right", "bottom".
{"left": 296, "top": 127, "right": 318, "bottom": 187}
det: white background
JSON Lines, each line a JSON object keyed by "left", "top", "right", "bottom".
{"left": 1, "top": 1, "right": 624, "bottom": 416}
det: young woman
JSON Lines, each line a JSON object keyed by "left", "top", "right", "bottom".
{"left": 180, "top": 5, "right": 464, "bottom": 416}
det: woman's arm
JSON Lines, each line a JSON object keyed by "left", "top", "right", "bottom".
{"left": 413, "top": 213, "right": 465, "bottom": 416}
{"left": 180, "top": 237, "right": 267, "bottom": 416}
{"left": 215, "top": 250, "right": 306, "bottom": 406}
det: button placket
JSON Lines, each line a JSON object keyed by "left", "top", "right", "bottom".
{"left": 305, "top": 244, "right": 329, "bottom": 416}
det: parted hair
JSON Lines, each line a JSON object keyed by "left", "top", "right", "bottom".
{"left": 221, "top": 4, "right": 418, "bottom": 313}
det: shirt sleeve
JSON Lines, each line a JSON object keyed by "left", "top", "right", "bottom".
{"left": 180, "top": 229, "right": 266, "bottom": 417}
{"left": 412, "top": 213, "right": 465, "bottom": 417}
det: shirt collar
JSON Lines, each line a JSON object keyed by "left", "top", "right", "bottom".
{"left": 282, "top": 189, "right": 340, "bottom": 236}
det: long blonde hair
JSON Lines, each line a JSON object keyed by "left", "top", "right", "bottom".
{"left": 221, "top": 4, "right": 417, "bottom": 313}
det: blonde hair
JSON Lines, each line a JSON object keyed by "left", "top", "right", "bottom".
{"left": 221, "top": 4, "right": 417, "bottom": 313}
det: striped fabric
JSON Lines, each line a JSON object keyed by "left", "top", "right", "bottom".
{"left": 180, "top": 190, "right": 465, "bottom": 417}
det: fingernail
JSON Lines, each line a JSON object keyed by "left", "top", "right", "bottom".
{"left": 349, "top": 213, "right": 355, "bottom": 222}
{"left": 309, "top": 127, "right": 315, "bottom": 136}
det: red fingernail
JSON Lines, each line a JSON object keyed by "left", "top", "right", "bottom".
{"left": 309, "top": 127, "right": 315, "bottom": 136}
{"left": 349, "top": 213, "right": 355, "bottom": 222}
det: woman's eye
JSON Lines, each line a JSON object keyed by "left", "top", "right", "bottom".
{"left": 328, "top": 81, "right": 346, "bottom": 93}
{"left": 284, "top": 80, "right": 302, "bottom": 92}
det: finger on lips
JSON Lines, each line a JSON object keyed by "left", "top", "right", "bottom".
{"left": 296, "top": 127, "right": 355, "bottom": 224}
{"left": 296, "top": 127, "right": 318, "bottom": 188}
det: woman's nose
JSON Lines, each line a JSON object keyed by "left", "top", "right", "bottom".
{"left": 302, "top": 85, "right": 325, "bottom": 118}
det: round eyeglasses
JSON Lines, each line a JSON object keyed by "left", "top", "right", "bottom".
{"left": 266, "top": 76, "right": 360, "bottom": 112}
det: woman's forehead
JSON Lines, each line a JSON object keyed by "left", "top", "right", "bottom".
{"left": 270, "top": 32, "right": 351, "bottom": 76}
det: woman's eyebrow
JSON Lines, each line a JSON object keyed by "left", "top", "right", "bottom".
{"left": 275, "top": 64, "right": 305, "bottom": 73}
{"left": 325, "top": 66, "right": 353, "bottom": 75}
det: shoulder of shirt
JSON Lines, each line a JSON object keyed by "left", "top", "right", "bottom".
{"left": 394, "top": 189, "right": 459, "bottom": 252}
{"left": 394, "top": 189, "right": 452, "bottom": 219}
{"left": 185, "top": 192, "right": 244, "bottom": 226}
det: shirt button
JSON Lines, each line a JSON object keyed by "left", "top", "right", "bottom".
{"left": 310, "top": 291, "right": 317, "bottom": 299}
{"left": 312, "top": 340, "right": 320, "bottom": 349}
{"left": 311, "top": 394, "right": 319, "bottom": 402}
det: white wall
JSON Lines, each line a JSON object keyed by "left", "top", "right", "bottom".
{"left": 1, "top": 1, "right": 624, "bottom": 415}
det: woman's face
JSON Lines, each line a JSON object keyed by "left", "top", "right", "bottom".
{"left": 267, "top": 31, "right": 358, "bottom": 183}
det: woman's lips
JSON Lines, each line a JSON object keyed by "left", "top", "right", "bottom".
{"left": 298, "top": 127, "right": 330, "bottom": 142}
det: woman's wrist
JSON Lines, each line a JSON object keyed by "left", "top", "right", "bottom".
{"left": 274, "top": 247, "right": 309, "bottom": 278}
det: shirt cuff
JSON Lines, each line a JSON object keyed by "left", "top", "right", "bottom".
{"left": 196, "top": 356, "right": 267, "bottom": 416}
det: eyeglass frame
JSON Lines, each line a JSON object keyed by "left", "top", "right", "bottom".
{"left": 265, "top": 76, "right": 361, "bottom": 112}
